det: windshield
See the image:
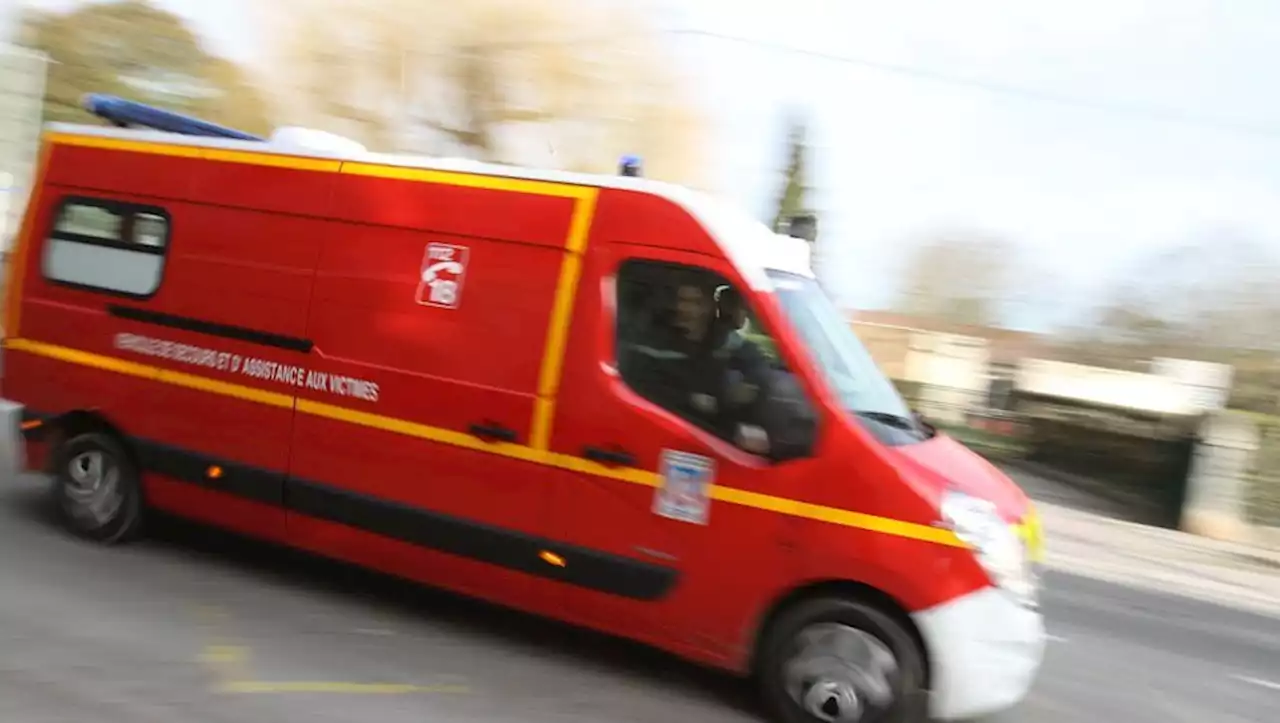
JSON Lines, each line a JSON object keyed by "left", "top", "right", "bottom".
{"left": 767, "top": 270, "right": 930, "bottom": 443}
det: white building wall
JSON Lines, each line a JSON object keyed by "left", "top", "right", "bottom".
{"left": 1016, "top": 358, "right": 1205, "bottom": 417}
{"left": 904, "top": 330, "right": 991, "bottom": 424}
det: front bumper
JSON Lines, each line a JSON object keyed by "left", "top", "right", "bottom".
{"left": 911, "top": 585, "right": 1046, "bottom": 720}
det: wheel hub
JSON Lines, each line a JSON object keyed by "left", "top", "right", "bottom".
{"left": 783, "top": 622, "right": 899, "bottom": 723}
{"left": 64, "top": 450, "right": 123, "bottom": 526}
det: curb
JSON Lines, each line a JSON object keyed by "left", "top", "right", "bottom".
{"left": 1035, "top": 500, "right": 1280, "bottom": 566}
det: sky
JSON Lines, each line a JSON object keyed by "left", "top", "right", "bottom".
{"left": 22, "top": 0, "right": 1280, "bottom": 331}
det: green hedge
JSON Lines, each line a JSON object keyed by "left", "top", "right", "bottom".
{"left": 1011, "top": 392, "right": 1200, "bottom": 527}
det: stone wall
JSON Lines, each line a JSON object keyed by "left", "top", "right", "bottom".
{"left": 1179, "top": 411, "right": 1280, "bottom": 549}
{"left": 1182, "top": 412, "right": 1259, "bottom": 541}
{"left": 1243, "top": 415, "right": 1280, "bottom": 529}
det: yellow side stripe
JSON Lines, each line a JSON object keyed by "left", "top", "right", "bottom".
{"left": 296, "top": 397, "right": 541, "bottom": 464}
{"left": 4, "top": 338, "right": 294, "bottom": 409}
{"left": 530, "top": 189, "right": 599, "bottom": 450}
{"left": 45, "top": 132, "right": 204, "bottom": 158}
{"left": 4, "top": 339, "right": 968, "bottom": 547}
{"left": 340, "top": 161, "right": 590, "bottom": 199}
{"left": 43, "top": 132, "right": 595, "bottom": 197}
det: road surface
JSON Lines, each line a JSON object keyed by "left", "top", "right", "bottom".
{"left": 1, "top": 474, "right": 1276, "bottom": 723}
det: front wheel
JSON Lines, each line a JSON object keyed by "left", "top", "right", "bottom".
{"left": 757, "top": 597, "right": 929, "bottom": 723}
{"left": 51, "top": 431, "right": 145, "bottom": 544}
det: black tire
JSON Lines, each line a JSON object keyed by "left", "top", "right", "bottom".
{"left": 50, "top": 431, "right": 145, "bottom": 544}
{"left": 757, "top": 596, "right": 929, "bottom": 723}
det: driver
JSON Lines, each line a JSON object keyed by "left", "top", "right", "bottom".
{"left": 710, "top": 285, "right": 774, "bottom": 444}
{"left": 669, "top": 280, "right": 724, "bottom": 422}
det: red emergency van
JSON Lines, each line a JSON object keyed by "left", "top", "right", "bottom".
{"left": 0, "top": 104, "right": 1045, "bottom": 723}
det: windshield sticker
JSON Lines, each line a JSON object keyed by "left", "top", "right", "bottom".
{"left": 653, "top": 450, "right": 715, "bottom": 525}
{"left": 416, "top": 243, "right": 470, "bottom": 309}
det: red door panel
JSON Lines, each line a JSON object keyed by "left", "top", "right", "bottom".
{"left": 287, "top": 210, "right": 567, "bottom": 612}
{"left": 547, "top": 241, "right": 814, "bottom": 663}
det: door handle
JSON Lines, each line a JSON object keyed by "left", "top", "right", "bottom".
{"left": 468, "top": 422, "right": 517, "bottom": 443}
{"left": 583, "top": 446, "right": 636, "bottom": 467}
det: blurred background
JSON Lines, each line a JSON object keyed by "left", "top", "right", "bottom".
{"left": 2, "top": 0, "right": 1280, "bottom": 543}
{"left": 3, "top": 5, "right": 1280, "bottom": 723}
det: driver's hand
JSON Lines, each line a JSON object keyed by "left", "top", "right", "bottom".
{"left": 729, "top": 382, "right": 758, "bottom": 406}
{"left": 735, "top": 423, "right": 770, "bottom": 455}
{"left": 691, "top": 392, "right": 717, "bottom": 414}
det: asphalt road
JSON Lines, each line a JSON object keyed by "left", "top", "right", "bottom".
{"left": 1, "top": 473, "right": 1277, "bottom": 723}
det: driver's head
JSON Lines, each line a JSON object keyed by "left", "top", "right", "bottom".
{"left": 674, "top": 281, "right": 713, "bottom": 341}
{"left": 715, "top": 285, "right": 747, "bottom": 330}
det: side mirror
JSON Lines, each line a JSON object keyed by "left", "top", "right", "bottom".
{"left": 756, "top": 371, "right": 818, "bottom": 462}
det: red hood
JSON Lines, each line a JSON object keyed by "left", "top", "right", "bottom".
{"left": 883, "top": 432, "right": 1030, "bottom": 521}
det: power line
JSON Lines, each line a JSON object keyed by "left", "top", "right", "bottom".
{"left": 322, "top": 20, "right": 1280, "bottom": 141}
{"left": 413, "top": 25, "right": 1280, "bottom": 140}
{"left": 670, "top": 28, "right": 1280, "bottom": 140}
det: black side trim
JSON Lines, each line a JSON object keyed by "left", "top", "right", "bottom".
{"left": 49, "top": 430, "right": 675, "bottom": 601}
{"left": 107, "top": 305, "right": 314, "bottom": 353}
{"left": 287, "top": 479, "right": 678, "bottom": 601}
{"left": 132, "top": 439, "right": 285, "bottom": 507}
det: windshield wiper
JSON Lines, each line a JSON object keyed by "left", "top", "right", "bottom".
{"left": 855, "top": 410, "right": 928, "bottom": 436}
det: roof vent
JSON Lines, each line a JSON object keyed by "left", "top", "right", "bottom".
{"left": 269, "top": 127, "right": 367, "bottom": 156}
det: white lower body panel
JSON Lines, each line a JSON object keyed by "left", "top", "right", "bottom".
{"left": 0, "top": 398, "right": 24, "bottom": 482}
{"left": 911, "top": 586, "right": 1045, "bottom": 720}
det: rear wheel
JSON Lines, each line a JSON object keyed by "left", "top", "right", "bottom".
{"left": 757, "top": 596, "right": 928, "bottom": 723}
{"left": 51, "top": 432, "right": 145, "bottom": 544}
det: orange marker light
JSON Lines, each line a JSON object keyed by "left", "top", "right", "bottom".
{"left": 206, "top": 465, "right": 223, "bottom": 479}
{"left": 20, "top": 420, "right": 42, "bottom": 431}
{"left": 539, "top": 550, "right": 566, "bottom": 568}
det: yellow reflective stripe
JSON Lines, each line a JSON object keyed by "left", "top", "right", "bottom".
{"left": 5, "top": 337, "right": 964, "bottom": 547}
{"left": 4, "top": 338, "right": 293, "bottom": 408}
{"left": 1018, "top": 504, "right": 1045, "bottom": 563}
{"left": 530, "top": 189, "right": 598, "bottom": 450}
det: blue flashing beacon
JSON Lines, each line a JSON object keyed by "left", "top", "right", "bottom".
{"left": 618, "top": 154, "right": 643, "bottom": 177}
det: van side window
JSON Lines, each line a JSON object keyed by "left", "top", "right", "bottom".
{"left": 615, "top": 259, "right": 787, "bottom": 450}
{"left": 41, "top": 198, "right": 170, "bottom": 298}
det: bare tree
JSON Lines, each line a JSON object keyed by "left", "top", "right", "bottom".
{"left": 252, "top": 0, "right": 709, "bottom": 186}
{"left": 893, "top": 232, "right": 1027, "bottom": 328}
{"left": 1083, "top": 229, "right": 1280, "bottom": 354}
{"left": 1057, "top": 229, "right": 1280, "bottom": 411}
{"left": 22, "top": 1, "right": 270, "bottom": 134}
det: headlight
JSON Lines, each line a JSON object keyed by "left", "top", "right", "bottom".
{"left": 941, "top": 490, "right": 1038, "bottom": 608}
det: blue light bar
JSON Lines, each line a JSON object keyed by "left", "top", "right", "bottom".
{"left": 618, "top": 154, "right": 642, "bottom": 177}
{"left": 82, "top": 93, "right": 264, "bottom": 141}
